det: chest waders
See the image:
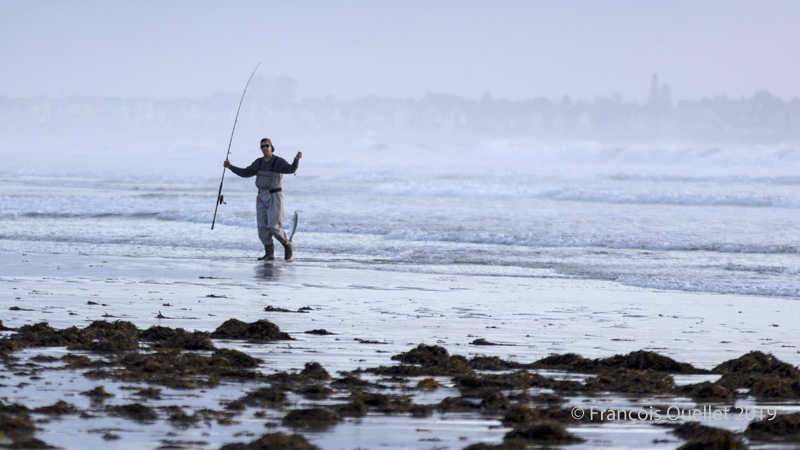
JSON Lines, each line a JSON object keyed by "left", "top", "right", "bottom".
{"left": 255, "top": 158, "right": 293, "bottom": 261}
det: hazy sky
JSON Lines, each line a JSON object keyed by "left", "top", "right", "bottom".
{"left": 2, "top": 1, "right": 799, "bottom": 102}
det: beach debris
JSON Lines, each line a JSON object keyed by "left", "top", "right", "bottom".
{"left": 107, "top": 403, "right": 158, "bottom": 423}
{"left": 303, "top": 329, "right": 334, "bottom": 335}
{"left": 206, "top": 294, "right": 226, "bottom": 298}
{"left": 679, "top": 381, "right": 735, "bottom": 403}
{"left": 392, "top": 344, "right": 450, "bottom": 366}
{"left": 471, "top": 338, "right": 499, "bottom": 346}
{"left": 469, "top": 355, "right": 527, "bottom": 370}
{"left": 671, "top": 421, "right": 747, "bottom": 450}
{"left": 163, "top": 406, "right": 198, "bottom": 428}
{"left": 297, "top": 383, "right": 333, "bottom": 400}
{"left": 132, "top": 387, "right": 162, "bottom": 399}
{"left": 532, "top": 350, "right": 707, "bottom": 374}
{"left": 62, "top": 353, "right": 109, "bottom": 369}
{"left": 330, "top": 375, "right": 386, "bottom": 391}
{"left": 0, "top": 406, "right": 52, "bottom": 450}
{"left": 139, "top": 326, "right": 215, "bottom": 350}
{"left": 86, "top": 348, "right": 263, "bottom": 389}
{"left": 300, "top": 362, "right": 331, "bottom": 380}
{"left": 746, "top": 412, "right": 800, "bottom": 441}
{"left": 210, "top": 318, "right": 292, "bottom": 341}
{"left": 355, "top": 338, "right": 387, "bottom": 344}
{"left": 33, "top": 400, "right": 78, "bottom": 416}
{"left": 504, "top": 422, "right": 585, "bottom": 444}
{"left": 282, "top": 407, "right": 341, "bottom": 430}
{"left": 714, "top": 351, "right": 800, "bottom": 399}
{"left": 335, "top": 401, "right": 368, "bottom": 417}
{"left": 463, "top": 442, "right": 526, "bottom": 450}
{"left": 219, "top": 432, "right": 321, "bottom": 450}
{"left": 80, "top": 386, "right": 115, "bottom": 400}
{"left": 437, "top": 390, "right": 509, "bottom": 413}
{"left": 348, "top": 392, "right": 414, "bottom": 414}
{"left": 9, "top": 306, "right": 33, "bottom": 311}
{"left": 585, "top": 367, "right": 675, "bottom": 394}
{"left": 156, "top": 311, "right": 169, "bottom": 319}
{"left": 4, "top": 320, "right": 140, "bottom": 353}
{"left": 238, "top": 387, "right": 287, "bottom": 408}
{"left": 264, "top": 305, "right": 309, "bottom": 313}
{"left": 503, "top": 403, "right": 603, "bottom": 426}
{"left": 417, "top": 378, "right": 441, "bottom": 391}
{"left": 455, "top": 371, "right": 586, "bottom": 393}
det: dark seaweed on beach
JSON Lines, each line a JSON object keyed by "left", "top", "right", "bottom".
{"left": 219, "top": 432, "right": 321, "bottom": 450}
{"left": 282, "top": 407, "right": 341, "bottom": 430}
{"left": 139, "top": 325, "right": 215, "bottom": 350}
{"left": 745, "top": 412, "right": 800, "bottom": 441}
{"left": 264, "top": 305, "right": 308, "bottom": 313}
{"left": 671, "top": 422, "right": 747, "bottom": 450}
{"left": 713, "top": 351, "right": 800, "bottom": 399}
{"left": 85, "top": 348, "right": 263, "bottom": 389}
{"left": 504, "top": 422, "right": 586, "bottom": 444}
{"left": 210, "top": 318, "right": 293, "bottom": 341}
{"left": 107, "top": 403, "right": 158, "bottom": 423}
{"left": 678, "top": 381, "right": 735, "bottom": 403}
{"left": 532, "top": 350, "right": 708, "bottom": 374}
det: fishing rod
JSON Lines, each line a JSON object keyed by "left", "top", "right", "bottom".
{"left": 211, "top": 62, "right": 261, "bottom": 230}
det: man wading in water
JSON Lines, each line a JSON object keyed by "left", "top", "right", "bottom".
{"left": 224, "top": 138, "right": 302, "bottom": 261}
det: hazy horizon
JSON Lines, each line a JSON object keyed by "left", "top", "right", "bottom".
{"left": 3, "top": 1, "right": 800, "bottom": 103}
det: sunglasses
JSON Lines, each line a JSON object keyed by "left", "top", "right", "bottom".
{"left": 260, "top": 144, "right": 270, "bottom": 149}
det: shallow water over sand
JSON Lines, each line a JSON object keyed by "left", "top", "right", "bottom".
{"left": 2, "top": 250, "right": 800, "bottom": 449}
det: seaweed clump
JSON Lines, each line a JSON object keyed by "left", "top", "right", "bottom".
{"left": 107, "top": 403, "right": 158, "bottom": 423}
{"left": 8, "top": 320, "right": 140, "bottom": 353}
{"left": 210, "top": 319, "right": 292, "bottom": 341}
{"left": 463, "top": 443, "right": 526, "bottom": 450}
{"left": 533, "top": 350, "right": 706, "bottom": 374}
{"left": 714, "top": 351, "right": 800, "bottom": 399}
{"left": 585, "top": 368, "right": 676, "bottom": 394}
{"left": 33, "top": 401, "right": 78, "bottom": 416}
{"left": 0, "top": 402, "right": 38, "bottom": 447}
{"left": 87, "top": 348, "right": 262, "bottom": 389}
{"left": 219, "top": 432, "right": 321, "bottom": 450}
{"left": 455, "top": 371, "right": 585, "bottom": 394}
{"left": 80, "top": 386, "right": 115, "bottom": 400}
{"left": 238, "top": 387, "right": 287, "bottom": 408}
{"left": 745, "top": 412, "right": 800, "bottom": 441}
{"left": 299, "top": 362, "right": 331, "bottom": 380}
{"left": 282, "top": 408, "right": 341, "bottom": 430}
{"left": 679, "top": 381, "right": 735, "bottom": 403}
{"left": 139, "top": 326, "right": 215, "bottom": 350}
{"left": 672, "top": 422, "right": 747, "bottom": 450}
{"left": 380, "top": 344, "right": 470, "bottom": 376}
{"left": 505, "top": 422, "right": 585, "bottom": 444}
{"left": 502, "top": 403, "right": 603, "bottom": 426}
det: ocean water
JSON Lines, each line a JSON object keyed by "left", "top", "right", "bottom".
{"left": 2, "top": 139, "right": 799, "bottom": 298}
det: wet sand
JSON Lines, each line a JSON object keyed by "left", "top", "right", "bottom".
{"left": 2, "top": 249, "right": 800, "bottom": 449}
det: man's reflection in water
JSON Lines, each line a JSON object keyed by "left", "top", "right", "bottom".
{"left": 255, "top": 262, "right": 283, "bottom": 280}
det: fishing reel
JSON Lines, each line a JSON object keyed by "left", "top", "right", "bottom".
{"left": 218, "top": 194, "right": 226, "bottom": 205}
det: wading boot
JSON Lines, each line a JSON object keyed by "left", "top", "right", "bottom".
{"left": 283, "top": 241, "right": 293, "bottom": 261}
{"left": 258, "top": 244, "right": 275, "bottom": 261}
